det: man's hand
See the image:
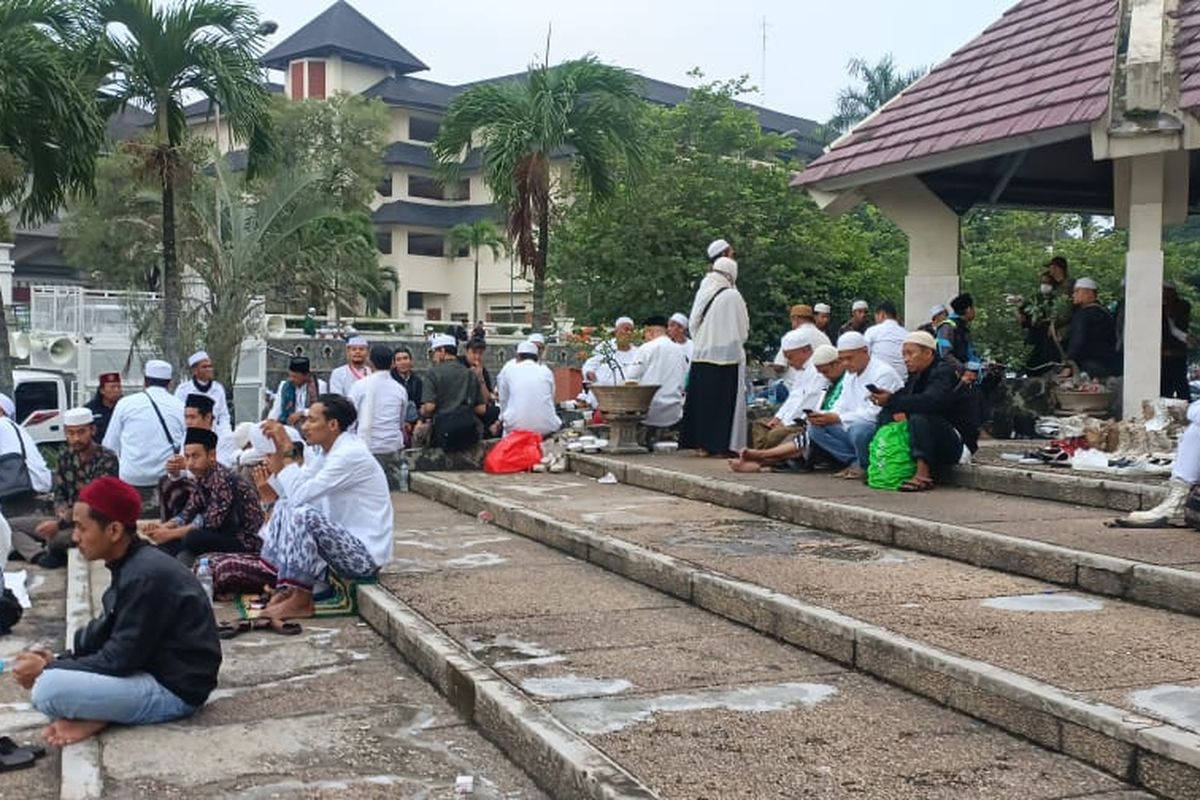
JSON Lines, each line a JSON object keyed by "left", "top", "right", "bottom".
{"left": 585, "top": 371, "right": 597, "bottom": 382}
{"left": 286, "top": 411, "right": 305, "bottom": 426}
{"left": 892, "top": 412, "right": 908, "bottom": 423}
{"left": 33, "top": 520, "right": 58, "bottom": 540}
{"left": 764, "top": 418, "right": 782, "bottom": 430}
{"left": 869, "top": 390, "right": 892, "bottom": 407}
{"left": 165, "top": 454, "right": 185, "bottom": 476}
{"left": 12, "top": 649, "right": 53, "bottom": 690}
{"left": 252, "top": 465, "right": 278, "bottom": 503}
{"left": 806, "top": 411, "right": 839, "bottom": 427}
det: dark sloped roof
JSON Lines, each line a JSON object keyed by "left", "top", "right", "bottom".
{"left": 383, "top": 141, "right": 482, "bottom": 170}
{"left": 105, "top": 103, "right": 154, "bottom": 141}
{"left": 796, "top": 0, "right": 1118, "bottom": 189}
{"left": 362, "top": 75, "right": 458, "bottom": 112}
{"left": 372, "top": 200, "right": 500, "bottom": 228}
{"left": 181, "top": 83, "right": 283, "bottom": 120}
{"left": 260, "top": 0, "right": 428, "bottom": 74}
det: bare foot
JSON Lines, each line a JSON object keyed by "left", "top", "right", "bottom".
{"left": 261, "top": 587, "right": 315, "bottom": 620}
{"left": 833, "top": 466, "right": 864, "bottom": 480}
{"left": 265, "top": 586, "right": 294, "bottom": 608}
{"left": 42, "top": 719, "right": 107, "bottom": 747}
{"left": 728, "top": 459, "right": 763, "bottom": 473}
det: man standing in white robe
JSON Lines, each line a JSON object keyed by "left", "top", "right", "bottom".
{"left": 174, "top": 351, "right": 231, "bottom": 431}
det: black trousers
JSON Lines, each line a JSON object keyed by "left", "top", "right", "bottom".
{"left": 907, "top": 413, "right": 963, "bottom": 467}
{"left": 159, "top": 528, "right": 248, "bottom": 567}
{"left": 1162, "top": 356, "right": 1190, "bottom": 400}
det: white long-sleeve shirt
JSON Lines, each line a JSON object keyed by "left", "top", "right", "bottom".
{"left": 638, "top": 334, "right": 688, "bottom": 428}
{"left": 349, "top": 371, "right": 407, "bottom": 454}
{"left": 864, "top": 319, "right": 908, "bottom": 379}
{"left": 0, "top": 418, "right": 51, "bottom": 493}
{"left": 174, "top": 379, "right": 231, "bottom": 431}
{"left": 583, "top": 340, "right": 643, "bottom": 385}
{"left": 774, "top": 361, "right": 830, "bottom": 426}
{"left": 268, "top": 378, "right": 328, "bottom": 422}
{"left": 831, "top": 356, "right": 904, "bottom": 428}
{"left": 268, "top": 433, "right": 394, "bottom": 569}
{"left": 102, "top": 387, "right": 186, "bottom": 486}
{"left": 329, "top": 364, "right": 370, "bottom": 397}
{"left": 497, "top": 360, "right": 561, "bottom": 435}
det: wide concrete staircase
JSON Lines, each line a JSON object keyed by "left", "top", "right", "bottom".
{"left": 372, "top": 454, "right": 1200, "bottom": 800}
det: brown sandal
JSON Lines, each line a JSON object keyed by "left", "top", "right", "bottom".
{"left": 899, "top": 477, "right": 934, "bottom": 492}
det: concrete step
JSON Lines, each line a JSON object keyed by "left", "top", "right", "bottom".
{"left": 376, "top": 492, "right": 1148, "bottom": 800}
{"left": 949, "top": 462, "right": 1165, "bottom": 513}
{"left": 412, "top": 470, "right": 1200, "bottom": 799}
{"left": 570, "top": 453, "right": 1200, "bottom": 618}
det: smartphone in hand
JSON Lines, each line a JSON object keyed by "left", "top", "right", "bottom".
{"left": 865, "top": 383, "right": 881, "bottom": 394}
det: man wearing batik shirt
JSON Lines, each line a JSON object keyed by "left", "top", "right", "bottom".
{"left": 9, "top": 407, "right": 120, "bottom": 568}
{"left": 145, "top": 428, "right": 264, "bottom": 566}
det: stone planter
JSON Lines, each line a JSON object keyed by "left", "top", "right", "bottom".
{"left": 592, "top": 384, "right": 659, "bottom": 453}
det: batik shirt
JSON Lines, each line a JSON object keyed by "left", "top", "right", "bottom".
{"left": 174, "top": 463, "right": 265, "bottom": 552}
{"left": 54, "top": 446, "right": 120, "bottom": 519}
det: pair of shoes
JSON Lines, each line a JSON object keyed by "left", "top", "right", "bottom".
{"left": 31, "top": 549, "right": 67, "bottom": 569}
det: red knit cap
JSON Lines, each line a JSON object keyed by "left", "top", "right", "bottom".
{"left": 78, "top": 476, "right": 141, "bottom": 528}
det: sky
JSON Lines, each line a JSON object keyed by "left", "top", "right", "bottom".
{"left": 250, "top": 0, "right": 1015, "bottom": 123}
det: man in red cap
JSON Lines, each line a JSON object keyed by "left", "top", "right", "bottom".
{"left": 85, "top": 373, "right": 122, "bottom": 442}
{"left": 11, "top": 476, "right": 221, "bottom": 747}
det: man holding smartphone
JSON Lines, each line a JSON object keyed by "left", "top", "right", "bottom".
{"left": 752, "top": 328, "right": 827, "bottom": 450}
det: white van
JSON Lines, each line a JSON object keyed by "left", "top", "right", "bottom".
{"left": 12, "top": 369, "right": 69, "bottom": 445}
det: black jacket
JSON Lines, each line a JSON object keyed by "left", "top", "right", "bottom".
{"left": 84, "top": 395, "right": 116, "bottom": 442}
{"left": 46, "top": 540, "right": 221, "bottom": 706}
{"left": 879, "top": 358, "right": 980, "bottom": 451}
{"left": 1066, "top": 303, "right": 1119, "bottom": 377}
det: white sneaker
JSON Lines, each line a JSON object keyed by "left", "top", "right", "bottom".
{"left": 1126, "top": 479, "right": 1191, "bottom": 526}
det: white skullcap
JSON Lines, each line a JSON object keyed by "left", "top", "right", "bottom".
{"left": 232, "top": 421, "right": 256, "bottom": 450}
{"left": 430, "top": 334, "right": 456, "bottom": 350}
{"left": 284, "top": 425, "right": 303, "bottom": 443}
{"left": 929, "top": 304, "right": 947, "bottom": 319}
{"left": 669, "top": 312, "right": 689, "bottom": 329}
{"left": 517, "top": 341, "right": 539, "bottom": 356}
{"left": 836, "top": 331, "right": 868, "bottom": 351}
{"left": 144, "top": 359, "right": 172, "bottom": 380}
{"left": 781, "top": 328, "right": 813, "bottom": 352}
{"left": 706, "top": 238, "right": 730, "bottom": 260}
{"left": 0, "top": 394, "right": 14, "bottom": 419}
{"left": 614, "top": 316, "right": 635, "bottom": 328}
{"left": 187, "top": 350, "right": 209, "bottom": 368}
{"left": 813, "top": 303, "right": 831, "bottom": 314}
{"left": 64, "top": 407, "right": 95, "bottom": 427}
{"left": 347, "top": 336, "right": 368, "bottom": 347}
{"left": 528, "top": 333, "right": 546, "bottom": 344}
{"left": 811, "top": 344, "right": 839, "bottom": 367}
{"left": 904, "top": 331, "right": 937, "bottom": 350}
{"left": 852, "top": 300, "right": 869, "bottom": 311}
{"left": 1075, "top": 277, "right": 1099, "bottom": 291}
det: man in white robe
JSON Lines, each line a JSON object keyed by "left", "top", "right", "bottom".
{"left": 753, "top": 328, "right": 827, "bottom": 450}
{"left": 668, "top": 313, "right": 693, "bottom": 362}
{"left": 174, "top": 350, "right": 231, "bottom": 431}
{"left": 497, "top": 342, "right": 560, "bottom": 436}
{"left": 329, "top": 336, "right": 371, "bottom": 397}
{"left": 637, "top": 316, "right": 688, "bottom": 433}
{"left": 864, "top": 299, "right": 908, "bottom": 378}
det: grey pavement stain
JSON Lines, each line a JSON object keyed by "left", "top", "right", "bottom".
{"left": 520, "top": 676, "right": 634, "bottom": 700}
{"left": 665, "top": 521, "right": 909, "bottom": 562}
{"left": 465, "top": 634, "right": 566, "bottom": 669}
{"left": 389, "top": 552, "right": 509, "bottom": 573}
{"left": 552, "top": 681, "right": 840, "bottom": 735}
{"left": 1129, "top": 684, "right": 1200, "bottom": 733}
{"left": 980, "top": 594, "right": 1105, "bottom": 613}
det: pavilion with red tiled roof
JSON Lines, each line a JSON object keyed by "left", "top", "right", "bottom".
{"left": 795, "top": 0, "right": 1200, "bottom": 415}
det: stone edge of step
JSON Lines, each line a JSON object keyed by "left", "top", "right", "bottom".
{"left": 569, "top": 454, "right": 1200, "bottom": 620}
{"left": 357, "top": 584, "right": 661, "bottom": 800}
{"left": 60, "top": 549, "right": 103, "bottom": 800}
{"left": 411, "top": 472, "right": 1200, "bottom": 800}
{"left": 950, "top": 463, "right": 1165, "bottom": 513}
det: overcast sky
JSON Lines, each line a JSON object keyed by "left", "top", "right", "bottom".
{"left": 251, "top": 0, "right": 1015, "bottom": 123}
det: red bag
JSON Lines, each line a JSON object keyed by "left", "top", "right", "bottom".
{"left": 484, "top": 430, "right": 544, "bottom": 474}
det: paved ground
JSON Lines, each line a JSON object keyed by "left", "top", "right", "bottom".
{"left": 605, "top": 452, "right": 1200, "bottom": 570}
{"left": 382, "top": 494, "right": 1145, "bottom": 799}
{"left": 440, "top": 470, "right": 1200, "bottom": 736}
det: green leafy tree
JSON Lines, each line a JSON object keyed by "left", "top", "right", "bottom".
{"left": 91, "top": 0, "right": 275, "bottom": 370}
{"left": 449, "top": 220, "right": 507, "bottom": 323}
{"left": 433, "top": 55, "right": 648, "bottom": 328}
{"left": 827, "top": 55, "right": 926, "bottom": 134}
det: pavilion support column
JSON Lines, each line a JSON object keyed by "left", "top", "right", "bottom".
{"left": 1118, "top": 151, "right": 1166, "bottom": 416}
{"left": 863, "top": 176, "right": 960, "bottom": 327}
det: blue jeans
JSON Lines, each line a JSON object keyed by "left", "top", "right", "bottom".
{"left": 809, "top": 421, "right": 877, "bottom": 469}
{"left": 32, "top": 669, "right": 196, "bottom": 724}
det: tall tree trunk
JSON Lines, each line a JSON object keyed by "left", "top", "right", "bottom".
{"left": 473, "top": 250, "right": 480, "bottom": 324}
{"left": 533, "top": 207, "right": 550, "bottom": 330}
{"left": 160, "top": 156, "right": 182, "bottom": 371}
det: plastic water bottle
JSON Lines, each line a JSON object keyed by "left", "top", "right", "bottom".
{"left": 398, "top": 460, "right": 410, "bottom": 492}
{"left": 195, "top": 558, "right": 214, "bottom": 603}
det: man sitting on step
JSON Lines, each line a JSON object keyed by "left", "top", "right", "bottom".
{"left": 1119, "top": 400, "right": 1200, "bottom": 527}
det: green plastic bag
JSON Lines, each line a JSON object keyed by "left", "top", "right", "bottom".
{"left": 867, "top": 421, "right": 917, "bottom": 491}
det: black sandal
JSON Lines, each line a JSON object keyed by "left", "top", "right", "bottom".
{"left": 0, "top": 736, "right": 43, "bottom": 771}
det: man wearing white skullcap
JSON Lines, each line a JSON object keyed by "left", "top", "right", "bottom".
{"left": 812, "top": 303, "right": 833, "bottom": 336}
{"left": 681, "top": 254, "right": 750, "bottom": 455}
{"left": 7, "top": 407, "right": 95, "bottom": 566}
{"left": 667, "top": 313, "right": 693, "bottom": 363}
{"left": 103, "top": 359, "right": 185, "bottom": 505}
{"left": 496, "top": 341, "right": 560, "bottom": 436}
{"left": 1062, "top": 277, "right": 1119, "bottom": 379}
{"left": 581, "top": 316, "right": 644, "bottom": 398}
{"left": 839, "top": 300, "right": 871, "bottom": 336}
{"left": 635, "top": 316, "right": 689, "bottom": 435}
{"left": 805, "top": 331, "right": 903, "bottom": 479}
{"left": 174, "top": 350, "right": 231, "bottom": 432}
{"left": 413, "top": 333, "right": 485, "bottom": 450}
{"left": 752, "top": 328, "right": 829, "bottom": 451}
{"left": 706, "top": 238, "right": 732, "bottom": 262}
{"left": 329, "top": 335, "right": 372, "bottom": 397}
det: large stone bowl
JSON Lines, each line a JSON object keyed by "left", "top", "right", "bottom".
{"left": 592, "top": 384, "right": 660, "bottom": 414}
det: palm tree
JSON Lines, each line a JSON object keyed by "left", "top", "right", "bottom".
{"left": 91, "top": 0, "right": 274, "bottom": 370}
{"left": 433, "top": 56, "right": 647, "bottom": 328}
{"left": 449, "top": 219, "right": 506, "bottom": 324}
{"left": 827, "top": 55, "right": 926, "bottom": 135}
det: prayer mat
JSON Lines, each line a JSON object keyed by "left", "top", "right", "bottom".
{"left": 233, "top": 569, "right": 378, "bottom": 620}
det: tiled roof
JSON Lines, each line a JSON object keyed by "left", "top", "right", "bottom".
{"left": 362, "top": 75, "right": 459, "bottom": 112}
{"left": 260, "top": 0, "right": 428, "bottom": 74}
{"left": 383, "top": 141, "right": 482, "bottom": 170}
{"left": 796, "top": 0, "right": 1119, "bottom": 189}
{"left": 372, "top": 200, "right": 500, "bottom": 229}
{"left": 1178, "top": 0, "right": 1200, "bottom": 111}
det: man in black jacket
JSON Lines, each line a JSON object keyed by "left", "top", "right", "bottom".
{"left": 1063, "top": 277, "right": 1120, "bottom": 378}
{"left": 12, "top": 476, "right": 221, "bottom": 747}
{"left": 869, "top": 331, "right": 979, "bottom": 492}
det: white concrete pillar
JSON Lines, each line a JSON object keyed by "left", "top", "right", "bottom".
{"left": 1119, "top": 151, "right": 1166, "bottom": 415}
{"left": 0, "top": 241, "right": 14, "bottom": 307}
{"left": 863, "top": 176, "right": 960, "bottom": 327}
